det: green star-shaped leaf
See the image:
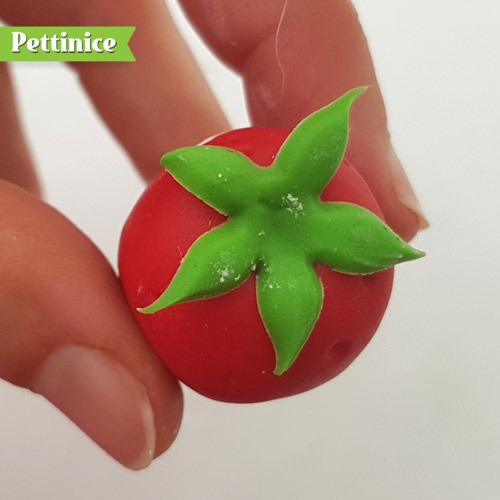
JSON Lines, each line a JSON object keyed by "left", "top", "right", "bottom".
{"left": 139, "top": 87, "right": 425, "bottom": 375}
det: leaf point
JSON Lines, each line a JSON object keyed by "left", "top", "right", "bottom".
{"left": 273, "top": 366, "right": 286, "bottom": 376}
{"left": 137, "top": 295, "right": 177, "bottom": 315}
{"left": 405, "top": 247, "right": 426, "bottom": 261}
{"left": 334, "top": 86, "right": 368, "bottom": 109}
{"left": 160, "top": 153, "right": 169, "bottom": 168}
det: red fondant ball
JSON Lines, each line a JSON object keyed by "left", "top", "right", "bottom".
{"left": 119, "top": 128, "right": 393, "bottom": 403}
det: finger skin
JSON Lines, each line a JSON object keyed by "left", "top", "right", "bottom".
{"left": 179, "top": 0, "right": 427, "bottom": 241}
{"left": 1, "top": 0, "right": 230, "bottom": 182}
{"left": 0, "top": 63, "right": 40, "bottom": 194}
{"left": 0, "top": 181, "right": 182, "bottom": 465}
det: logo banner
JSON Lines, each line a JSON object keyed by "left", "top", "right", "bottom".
{"left": 0, "top": 27, "right": 135, "bottom": 62}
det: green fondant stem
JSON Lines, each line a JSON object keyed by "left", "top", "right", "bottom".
{"left": 140, "top": 88, "right": 425, "bottom": 374}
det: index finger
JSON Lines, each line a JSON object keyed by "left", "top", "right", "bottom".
{"left": 179, "top": 0, "right": 428, "bottom": 241}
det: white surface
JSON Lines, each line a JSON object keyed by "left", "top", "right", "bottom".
{"left": 2, "top": 1, "right": 500, "bottom": 499}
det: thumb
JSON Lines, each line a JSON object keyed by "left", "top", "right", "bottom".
{"left": 0, "top": 181, "right": 182, "bottom": 470}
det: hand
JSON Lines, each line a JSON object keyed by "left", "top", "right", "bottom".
{"left": 0, "top": 0, "right": 427, "bottom": 470}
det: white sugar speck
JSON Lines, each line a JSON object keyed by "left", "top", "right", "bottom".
{"left": 283, "top": 193, "right": 304, "bottom": 218}
{"left": 218, "top": 267, "right": 231, "bottom": 283}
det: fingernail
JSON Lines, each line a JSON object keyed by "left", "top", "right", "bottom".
{"left": 32, "top": 345, "right": 156, "bottom": 470}
{"left": 387, "top": 145, "right": 429, "bottom": 229}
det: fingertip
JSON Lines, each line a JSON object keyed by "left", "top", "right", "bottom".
{"left": 386, "top": 145, "right": 429, "bottom": 241}
{"left": 31, "top": 346, "right": 156, "bottom": 470}
{"left": 152, "top": 374, "right": 184, "bottom": 459}
{"left": 31, "top": 345, "right": 183, "bottom": 470}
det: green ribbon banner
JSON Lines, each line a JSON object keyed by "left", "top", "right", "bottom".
{"left": 0, "top": 27, "right": 135, "bottom": 62}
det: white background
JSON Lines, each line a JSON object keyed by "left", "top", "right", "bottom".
{"left": 2, "top": 1, "right": 500, "bottom": 498}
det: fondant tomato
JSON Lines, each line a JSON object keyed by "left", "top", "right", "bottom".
{"left": 119, "top": 89, "right": 423, "bottom": 403}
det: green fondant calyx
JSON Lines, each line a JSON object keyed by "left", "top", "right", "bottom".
{"left": 139, "top": 87, "right": 425, "bottom": 375}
